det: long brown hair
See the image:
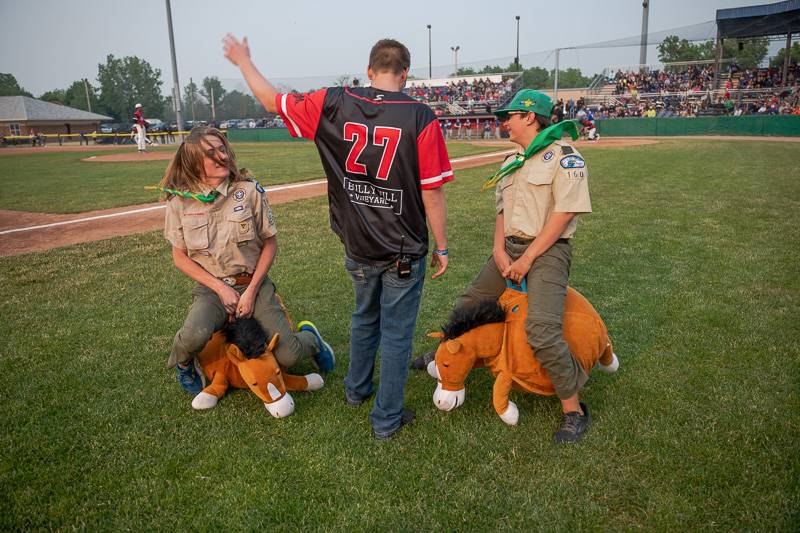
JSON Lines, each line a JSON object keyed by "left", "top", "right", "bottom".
{"left": 159, "top": 126, "right": 248, "bottom": 200}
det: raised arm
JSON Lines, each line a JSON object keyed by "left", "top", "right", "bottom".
{"left": 223, "top": 34, "right": 279, "bottom": 113}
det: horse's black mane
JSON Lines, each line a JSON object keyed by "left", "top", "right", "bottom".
{"left": 442, "top": 300, "right": 506, "bottom": 340}
{"left": 225, "top": 317, "right": 268, "bottom": 359}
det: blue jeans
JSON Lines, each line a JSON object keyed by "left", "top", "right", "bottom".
{"left": 343, "top": 255, "right": 426, "bottom": 435}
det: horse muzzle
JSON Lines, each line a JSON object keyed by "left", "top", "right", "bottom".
{"left": 264, "top": 392, "right": 295, "bottom": 418}
{"left": 433, "top": 382, "right": 465, "bottom": 411}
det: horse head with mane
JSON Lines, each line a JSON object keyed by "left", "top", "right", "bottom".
{"left": 191, "top": 317, "right": 324, "bottom": 418}
{"left": 427, "top": 283, "right": 619, "bottom": 425}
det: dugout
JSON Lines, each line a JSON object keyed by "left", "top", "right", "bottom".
{"left": 713, "top": 0, "right": 800, "bottom": 88}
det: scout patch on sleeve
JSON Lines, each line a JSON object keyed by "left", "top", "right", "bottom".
{"left": 234, "top": 189, "right": 246, "bottom": 201}
{"left": 267, "top": 207, "right": 274, "bottom": 227}
{"left": 561, "top": 145, "right": 575, "bottom": 155}
{"left": 560, "top": 155, "right": 585, "bottom": 169}
{"left": 542, "top": 150, "right": 554, "bottom": 161}
{"left": 255, "top": 182, "right": 265, "bottom": 193}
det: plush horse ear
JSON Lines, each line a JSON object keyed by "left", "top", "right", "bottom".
{"left": 226, "top": 344, "right": 245, "bottom": 363}
{"left": 427, "top": 332, "right": 445, "bottom": 339}
{"left": 267, "top": 333, "right": 280, "bottom": 353}
{"left": 445, "top": 339, "right": 462, "bottom": 354}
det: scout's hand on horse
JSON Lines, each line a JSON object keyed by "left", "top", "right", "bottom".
{"left": 503, "top": 255, "right": 533, "bottom": 285}
{"left": 236, "top": 286, "right": 257, "bottom": 319}
{"left": 216, "top": 284, "right": 240, "bottom": 316}
{"left": 223, "top": 34, "right": 250, "bottom": 67}
{"left": 493, "top": 247, "right": 512, "bottom": 274}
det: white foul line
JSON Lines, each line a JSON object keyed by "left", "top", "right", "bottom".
{"left": 0, "top": 150, "right": 511, "bottom": 236}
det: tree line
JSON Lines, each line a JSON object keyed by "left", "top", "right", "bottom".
{"left": 0, "top": 55, "right": 265, "bottom": 123}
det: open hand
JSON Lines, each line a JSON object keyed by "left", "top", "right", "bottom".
{"left": 223, "top": 34, "right": 250, "bottom": 66}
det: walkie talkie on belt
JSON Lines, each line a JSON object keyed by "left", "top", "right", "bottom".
{"left": 396, "top": 235, "right": 412, "bottom": 279}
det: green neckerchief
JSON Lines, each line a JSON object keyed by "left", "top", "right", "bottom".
{"left": 481, "top": 120, "right": 579, "bottom": 192}
{"left": 145, "top": 182, "right": 225, "bottom": 203}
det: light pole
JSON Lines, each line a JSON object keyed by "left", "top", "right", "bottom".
{"left": 427, "top": 25, "right": 432, "bottom": 79}
{"left": 165, "top": 0, "right": 184, "bottom": 140}
{"left": 515, "top": 15, "right": 521, "bottom": 70}
{"left": 450, "top": 45, "right": 460, "bottom": 76}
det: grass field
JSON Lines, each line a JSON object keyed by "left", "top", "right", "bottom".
{"left": 0, "top": 141, "right": 500, "bottom": 214}
{"left": 1, "top": 139, "right": 798, "bottom": 530}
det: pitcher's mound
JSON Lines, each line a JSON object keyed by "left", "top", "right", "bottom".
{"left": 83, "top": 151, "right": 175, "bottom": 162}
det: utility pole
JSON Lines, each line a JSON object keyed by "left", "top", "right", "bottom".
{"left": 515, "top": 16, "right": 521, "bottom": 70}
{"left": 639, "top": 0, "right": 650, "bottom": 71}
{"left": 553, "top": 48, "right": 560, "bottom": 104}
{"left": 210, "top": 85, "right": 216, "bottom": 121}
{"left": 427, "top": 25, "right": 433, "bottom": 79}
{"left": 451, "top": 45, "right": 460, "bottom": 76}
{"left": 83, "top": 78, "right": 92, "bottom": 113}
{"left": 165, "top": 0, "right": 184, "bottom": 139}
{"left": 189, "top": 77, "right": 196, "bottom": 122}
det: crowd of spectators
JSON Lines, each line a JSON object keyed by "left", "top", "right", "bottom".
{"left": 612, "top": 65, "right": 716, "bottom": 95}
{"left": 405, "top": 77, "right": 515, "bottom": 110}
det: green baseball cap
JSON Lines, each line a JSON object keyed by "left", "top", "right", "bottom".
{"left": 494, "top": 89, "right": 553, "bottom": 118}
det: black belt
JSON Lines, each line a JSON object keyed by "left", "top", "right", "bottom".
{"left": 506, "top": 236, "right": 570, "bottom": 245}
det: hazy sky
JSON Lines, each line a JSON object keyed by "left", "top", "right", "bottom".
{"left": 0, "top": 0, "right": 775, "bottom": 97}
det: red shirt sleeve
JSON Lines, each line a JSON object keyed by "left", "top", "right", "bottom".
{"left": 417, "top": 119, "right": 453, "bottom": 190}
{"left": 274, "top": 89, "right": 328, "bottom": 140}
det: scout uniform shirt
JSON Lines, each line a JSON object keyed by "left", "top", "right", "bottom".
{"left": 495, "top": 140, "right": 592, "bottom": 239}
{"left": 164, "top": 178, "right": 277, "bottom": 277}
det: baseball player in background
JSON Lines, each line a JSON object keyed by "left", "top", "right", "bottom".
{"left": 133, "top": 103, "right": 147, "bottom": 152}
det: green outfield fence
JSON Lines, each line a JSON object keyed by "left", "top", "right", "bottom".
{"left": 225, "top": 128, "right": 302, "bottom": 142}
{"left": 595, "top": 115, "right": 800, "bottom": 137}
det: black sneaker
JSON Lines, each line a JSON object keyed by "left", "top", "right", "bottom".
{"left": 410, "top": 349, "right": 436, "bottom": 370}
{"left": 553, "top": 402, "right": 591, "bottom": 444}
{"left": 344, "top": 388, "right": 374, "bottom": 407}
{"left": 372, "top": 408, "right": 415, "bottom": 440}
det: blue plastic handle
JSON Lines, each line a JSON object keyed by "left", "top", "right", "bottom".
{"left": 505, "top": 278, "right": 527, "bottom": 293}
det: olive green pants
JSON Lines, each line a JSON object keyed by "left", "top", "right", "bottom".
{"left": 166, "top": 277, "right": 318, "bottom": 369}
{"left": 454, "top": 239, "right": 588, "bottom": 399}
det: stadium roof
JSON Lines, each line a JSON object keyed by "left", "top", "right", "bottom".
{"left": 716, "top": 0, "right": 800, "bottom": 39}
{"left": 0, "top": 96, "right": 111, "bottom": 122}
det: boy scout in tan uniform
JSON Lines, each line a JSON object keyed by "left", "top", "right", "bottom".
{"left": 164, "top": 178, "right": 319, "bottom": 373}
{"left": 415, "top": 89, "right": 594, "bottom": 443}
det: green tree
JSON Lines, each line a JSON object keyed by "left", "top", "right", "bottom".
{"left": 183, "top": 80, "right": 208, "bottom": 121}
{"left": 64, "top": 80, "right": 100, "bottom": 112}
{"left": 456, "top": 67, "right": 476, "bottom": 76}
{"left": 479, "top": 65, "right": 504, "bottom": 74}
{"left": 552, "top": 68, "right": 592, "bottom": 88}
{"left": 200, "top": 76, "right": 226, "bottom": 120}
{"left": 658, "top": 34, "right": 768, "bottom": 70}
{"left": 770, "top": 42, "right": 800, "bottom": 67}
{"left": 96, "top": 54, "right": 165, "bottom": 121}
{"left": 0, "top": 73, "right": 32, "bottom": 97}
{"left": 723, "top": 38, "right": 768, "bottom": 69}
{"left": 39, "top": 89, "right": 67, "bottom": 104}
{"left": 219, "top": 90, "right": 260, "bottom": 120}
{"left": 521, "top": 66, "right": 550, "bottom": 89}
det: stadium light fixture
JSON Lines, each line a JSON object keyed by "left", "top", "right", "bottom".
{"left": 451, "top": 45, "right": 460, "bottom": 77}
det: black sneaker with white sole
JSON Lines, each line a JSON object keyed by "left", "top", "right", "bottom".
{"left": 553, "top": 402, "right": 591, "bottom": 444}
{"left": 410, "top": 349, "right": 436, "bottom": 370}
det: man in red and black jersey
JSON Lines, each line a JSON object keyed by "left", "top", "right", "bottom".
{"left": 224, "top": 35, "right": 452, "bottom": 439}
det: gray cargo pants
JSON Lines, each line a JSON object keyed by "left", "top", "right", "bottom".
{"left": 454, "top": 238, "right": 588, "bottom": 399}
{"left": 166, "top": 277, "right": 318, "bottom": 369}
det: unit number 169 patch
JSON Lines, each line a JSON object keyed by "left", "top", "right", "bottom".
{"left": 560, "top": 155, "right": 585, "bottom": 169}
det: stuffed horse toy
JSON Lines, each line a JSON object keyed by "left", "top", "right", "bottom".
{"left": 191, "top": 317, "right": 324, "bottom": 418}
{"left": 427, "top": 281, "right": 619, "bottom": 425}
